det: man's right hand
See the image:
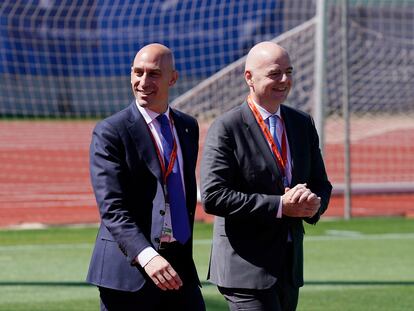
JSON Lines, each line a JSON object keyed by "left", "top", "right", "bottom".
{"left": 143, "top": 255, "right": 183, "bottom": 291}
{"left": 282, "top": 183, "right": 321, "bottom": 217}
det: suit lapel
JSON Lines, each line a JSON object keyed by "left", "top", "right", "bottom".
{"left": 240, "top": 102, "right": 284, "bottom": 189}
{"left": 126, "top": 103, "right": 163, "bottom": 182}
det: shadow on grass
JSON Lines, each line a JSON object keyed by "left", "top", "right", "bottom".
{"left": 1, "top": 280, "right": 413, "bottom": 287}
{"left": 0, "top": 281, "right": 90, "bottom": 287}
{"left": 0, "top": 281, "right": 217, "bottom": 287}
{"left": 306, "top": 280, "right": 414, "bottom": 286}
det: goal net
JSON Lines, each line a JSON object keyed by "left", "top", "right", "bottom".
{"left": 171, "top": 0, "right": 414, "bottom": 215}
{"left": 0, "top": 0, "right": 413, "bottom": 223}
{"left": 0, "top": 0, "right": 312, "bottom": 117}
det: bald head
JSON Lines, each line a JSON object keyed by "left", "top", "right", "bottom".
{"left": 244, "top": 41, "right": 293, "bottom": 112}
{"left": 245, "top": 41, "right": 289, "bottom": 73}
{"left": 134, "top": 43, "right": 175, "bottom": 70}
{"left": 131, "top": 43, "right": 178, "bottom": 113}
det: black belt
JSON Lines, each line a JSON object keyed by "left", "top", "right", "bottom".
{"left": 159, "top": 241, "right": 180, "bottom": 250}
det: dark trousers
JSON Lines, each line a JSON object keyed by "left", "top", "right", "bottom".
{"left": 218, "top": 245, "right": 299, "bottom": 311}
{"left": 99, "top": 281, "right": 205, "bottom": 311}
{"left": 99, "top": 242, "right": 205, "bottom": 311}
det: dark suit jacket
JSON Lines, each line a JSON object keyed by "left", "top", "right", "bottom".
{"left": 86, "top": 102, "right": 200, "bottom": 292}
{"left": 201, "top": 102, "right": 332, "bottom": 289}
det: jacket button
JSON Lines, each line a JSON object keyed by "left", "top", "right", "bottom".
{"left": 155, "top": 238, "right": 160, "bottom": 243}
{"left": 160, "top": 210, "right": 165, "bottom": 216}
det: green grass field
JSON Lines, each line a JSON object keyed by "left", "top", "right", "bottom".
{"left": 1, "top": 217, "right": 414, "bottom": 311}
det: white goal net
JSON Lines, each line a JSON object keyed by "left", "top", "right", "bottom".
{"left": 0, "top": 0, "right": 413, "bottom": 222}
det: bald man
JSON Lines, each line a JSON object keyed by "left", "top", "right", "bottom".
{"left": 201, "top": 42, "right": 332, "bottom": 310}
{"left": 87, "top": 43, "right": 205, "bottom": 311}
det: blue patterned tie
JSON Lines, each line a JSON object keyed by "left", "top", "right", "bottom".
{"left": 268, "top": 115, "right": 289, "bottom": 187}
{"left": 156, "top": 113, "right": 190, "bottom": 244}
{"left": 268, "top": 115, "right": 282, "bottom": 154}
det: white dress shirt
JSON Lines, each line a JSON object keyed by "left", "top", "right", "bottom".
{"left": 252, "top": 101, "right": 292, "bottom": 218}
{"left": 135, "top": 102, "right": 186, "bottom": 267}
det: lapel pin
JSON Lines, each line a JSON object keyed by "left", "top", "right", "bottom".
{"left": 185, "top": 128, "right": 189, "bottom": 133}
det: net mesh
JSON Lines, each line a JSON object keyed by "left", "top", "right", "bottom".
{"left": 0, "top": 0, "right": 413, "bottom": 224}
{"left": 1, "top": 0, "right": 305, "bottom": 117}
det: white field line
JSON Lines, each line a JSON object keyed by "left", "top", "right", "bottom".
{"left": 1, "top": 233, "right": 414, "bottom": 251}
{"left": 305, "top": 232, "right": 414, "bottom": 241}
{"left": 0, "top": 243, "right": 93, "bottom": 251}
{"left": 193, "top": 233, "right": 414, "bottom": 243}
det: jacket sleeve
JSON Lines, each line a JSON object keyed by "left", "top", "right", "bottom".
{"left": 200, "top": 117, "right": 280, "bottom": 219}
{"left": 90, "top": 120, "right": 152, "bottom": 263}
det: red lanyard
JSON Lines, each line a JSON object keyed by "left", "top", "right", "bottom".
{"left": 247, "top": 95, "right": 287, "bottom": 173}
{"left": 148, "top": 113, "right": 178, "bottom": 184}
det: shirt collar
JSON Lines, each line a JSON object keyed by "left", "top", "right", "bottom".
{"left": 251, "top": 99, "right": 281, "bottom": 120}
{"left": 135, "top": 100, "right": 170, "bottom": 125}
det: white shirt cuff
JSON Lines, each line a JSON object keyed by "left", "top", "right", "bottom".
{"left": 136, "top": 247, "right": 159, "bottom": 267}
{"left": 276, "top": 198, "right": 283, "bottom": 218}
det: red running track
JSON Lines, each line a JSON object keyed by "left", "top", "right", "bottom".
{"left": 0, "top": 120, "right": 413, "bottom": 227}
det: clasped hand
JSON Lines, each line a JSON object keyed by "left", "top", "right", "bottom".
{"left": 282, "top": 183, "right": 320, "bottom": 217}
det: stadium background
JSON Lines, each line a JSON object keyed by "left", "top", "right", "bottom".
{"left": 1, "top": 0, "right": 414, "bottom": 227}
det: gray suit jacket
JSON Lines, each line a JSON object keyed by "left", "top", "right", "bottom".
{"left": 86, "top": 103, "right": 200, "bottom": 292}
{"left": 201, "top": 102, "right": 332, "bottom": 289}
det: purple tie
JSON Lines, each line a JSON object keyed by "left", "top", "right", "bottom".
{"left": 156, "top": 114, "right": 190, "bottom": 244}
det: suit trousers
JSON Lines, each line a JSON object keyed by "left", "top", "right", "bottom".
{"left": 99, "top": 242, "right": 205, "bottom": 311}
{"left": 218, "top": 244, "right": 299, "bottom": 311}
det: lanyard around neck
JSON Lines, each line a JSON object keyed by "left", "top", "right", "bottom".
{"left": 148, "top": 112, "right": 178, "bottom": 184}
{"left": 246, "top": 95, "right": 287, "bottom": 173}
